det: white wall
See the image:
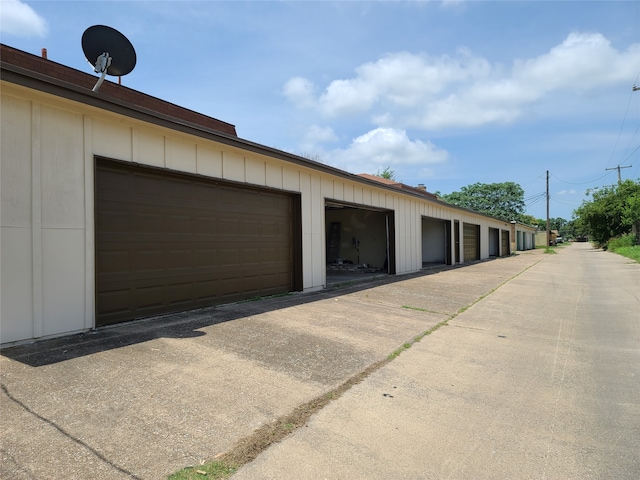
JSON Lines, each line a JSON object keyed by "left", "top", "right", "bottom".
{"left": 1, "top": 83, "right": 515, "bottom": 344}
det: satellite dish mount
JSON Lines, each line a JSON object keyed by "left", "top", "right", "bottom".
{"left": 82, "top": 25, "right": 136, "bottom": 92}
{"left": 92, "top": 52, "right": 112, "bottom": 91}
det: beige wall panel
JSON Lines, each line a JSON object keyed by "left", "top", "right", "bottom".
{"left": 353, "top": 186, "right": 363, "bottom": 205}
{"left": 222, "top": 150, "right": 245, "bottom": 182}
{"left": 1, "top": 95, "right": 32, "bottom": 227}
{"left": 166, "top": 137, "right": 197, "bottom": 173}
{"left": 92, "top": 119, "right": 132, "bottom": 161}
{"left": 282, "top": 168, "right": 300, "bottom": 192}
{"left": 136, "top": 129, "right": 165, "bottom": 167}
{"left": 265, "top": 163, "right": 283, "bottom": 189}
{"left": 321, "top": 177, "right": 334, "bottom": 199}
{"left": 310, "top": 174, "right": 322, "bottom": 228}
{"left": 362, "top": 188, "right": 372, "bottom": 207}
{"left": 343, "top": 184, "right": 354, "bottom": 204}
{"left": 302, "top": 232, "right": 314, "bottom": 288}
{"left": 370, "top": 190, "right": 381, "bottom": 208}
{"left": 310, "top": 232, "right": 324, "bottom": 288}
{"left": 41, "top": 106, "right": 84, "bottom": 228}
{"left": 42, "top": 228, "right": 86, "bottom": 336}
{"left": 397, "top": 199, "right": 409, "bottom": 272}
{"left": 0, "top": 227, "right": 33, "bottom": 343}
{"left": 333, "top": 181, "right": 344, "bottom": 201}
{"left": 245, "top": 156, "right": 266, "bottom": 186}
{"left": 196, "top": 146, "right": 223, "bottom": 178}
{"left": 479, "top": 223, "right": 489, "bottom": 259}
{"left": 300, "top": 171, "right": 312, "bottom": 234}
{"left": 306, "top": 174, "right": 326, "bottom": 289}
{"left": 381, "top": 194, "right": 390, "bottom": 210}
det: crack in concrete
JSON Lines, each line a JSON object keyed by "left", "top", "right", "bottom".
{"left": 0, "top": 383, "right": 142, "bottom": 480}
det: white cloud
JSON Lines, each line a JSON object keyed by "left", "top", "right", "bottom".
{"left": 283, "top": 32, "right": 639, "bottom": 131}
{"left": 329, "top": 127, "right": 449, "bottom": 174}
{"left": 298, "top": 124, "right": 338, "bottom": 152}
{"left": 0, "top": 0, "right": 47, "bottom": 37}
{"left": 513, "top": 32, "right": 638, "bottom": 91}
{"left": 556, "top": 189, "right": 577, "bottom": 196}
{"left": 282, "top": 76, "right": 316, "bottom": 108}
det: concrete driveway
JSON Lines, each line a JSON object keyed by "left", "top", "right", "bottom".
{"left": 2, "top": 244, "right": 637, "bottom": 479}
{"left": 234, "top": 242, "right": 640, "bottom": 479}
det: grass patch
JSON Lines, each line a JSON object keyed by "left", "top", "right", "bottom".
{"left": 168, "top": 462, "right": 237, "bottom": 480}
{"left": 606, "top": 235, "right": 640, "bottom": 262}
{"left": 402, "top": 305, "right": 441, "bottom": 315}
{"left": 169, "top": 256, "right": 546, "bottom": 479}
{"left": 388, "top": 318, "right": 452, "bottom": 359}
{"left": 221, "top": 361, "right": 387, "bottom": 462}
{"left": 609, "top": 245, "right": 640, "bottom": 263}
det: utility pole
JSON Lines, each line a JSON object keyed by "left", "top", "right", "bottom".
{"left": 546, "top": 170, "right": 550, "bottom": 247}
{"left": 606, "top": 165, "right": 632, "bottom": 183}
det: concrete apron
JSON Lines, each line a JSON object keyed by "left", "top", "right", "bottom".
{"left": 0, "top": 250, "right": 544, "bottom": 480}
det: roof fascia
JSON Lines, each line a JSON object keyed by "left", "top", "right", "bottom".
{"left": 2, "top": 61, "right": 512, "bottom": 225}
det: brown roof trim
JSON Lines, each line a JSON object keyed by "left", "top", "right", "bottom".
{"left": 358, "top": 173, "right": 439, "bottom": 200}
{"left": 1, "top": 44, "right": 511, "bottom": 225}
{"left": 0, "top": 44, "right": 237, "bottom": 136}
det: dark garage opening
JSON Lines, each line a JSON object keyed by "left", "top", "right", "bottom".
{"left": 488, "top": 227, "right": 500, "bottom": 257}
{"left": 422, "top": 217, "right": 452, "bottom": 267}
{"left": 325, "top": 201, "right": 395, "bottom": 285}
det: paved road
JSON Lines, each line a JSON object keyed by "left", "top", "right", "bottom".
{"left": 2, "top": 244, "right": 638, "bottom": 479}
{"left": 234, "top": 242, "right": 640, "bottom": 479}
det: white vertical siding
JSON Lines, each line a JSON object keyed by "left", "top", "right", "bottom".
{"left": 1, "top": 83, "right": 524, "bottom": 344}
{"left": 166, "top": 137, "right": 197, "bottom": 174}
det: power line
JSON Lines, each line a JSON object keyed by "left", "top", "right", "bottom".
{"left": 551, "top": 197, "right": 583, "bottom": 208}
{"left": 525, "top": 195, "right": 545, "bottom": 210}
{"left": 606, "top": 77, "right": 640, "bottom": 168}
{"left": 520, "top": 172, "right": 546, "bottom": 187}
{"left": 524, "top": 191, "right": 546, "bottom": 202}
{"left": 619, "top": 144, "right": 640, "bottom": 167}
{"left": 551, "top": 171, "right": 614, "bottom": 185}
{"left": 619, "top": 124, "right": 640, "bottom": 166}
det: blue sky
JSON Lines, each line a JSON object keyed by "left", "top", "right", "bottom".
{"left": 2, "top": 0, "right": 639, "bottom": 220}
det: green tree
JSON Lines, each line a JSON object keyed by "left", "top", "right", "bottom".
{"left": 440, "top": 182, "right": 525, "bottom": 221}
{"left": 573, "top": 179, "right": 640, "bottom": 247}
{"left": 376, "top": 166, "right": 397, "bottom": 181}
{"left": 519, "top": 214, "right": 538, "bottom": 226}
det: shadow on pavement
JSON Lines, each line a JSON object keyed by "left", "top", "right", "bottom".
{"left": 2, "top": 260, "right": 484, "bottom": 368}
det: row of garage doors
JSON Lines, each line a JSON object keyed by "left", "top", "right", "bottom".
{"left": 95, "top": 159, "right": 303, "bottom": 326}
{"left": 95, "top": 159, "right": 500, "bottom": 328}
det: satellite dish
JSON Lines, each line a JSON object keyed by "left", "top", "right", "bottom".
{"left": 82, "top": 25, "right": 136, "bottom": 91}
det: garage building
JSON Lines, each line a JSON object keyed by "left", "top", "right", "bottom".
{"left": 1, "top": 44, "right": 534, "bottom": 345}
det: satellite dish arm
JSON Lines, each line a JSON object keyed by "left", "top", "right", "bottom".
{"left": 92, "top": 52, "right": 111, "bottom": 92}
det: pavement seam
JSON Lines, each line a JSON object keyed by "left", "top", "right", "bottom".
{"left": 178, "top": 256, "right": 548, "bottom": 478}
{"left": 0, "top": 383, "right": 142, "bottom": 480}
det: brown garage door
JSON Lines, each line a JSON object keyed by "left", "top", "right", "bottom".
{"left": 95, "top": 159, "right": 301, "bottom": 326}
{"left": 463, "top": 223, "right": 480, "bottom": 261}
{"left": 501, "top": 230, "right": 510, "bottom": 256}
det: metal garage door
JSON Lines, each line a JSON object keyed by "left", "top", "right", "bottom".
{"left": 463, "top": 223, "right": 480, "bottom": 261}
{"left": 501, "top": 230, "right": 510, "bottom": 256}
{"left": 95, "top": 159, "right": 301, "bottom": 326}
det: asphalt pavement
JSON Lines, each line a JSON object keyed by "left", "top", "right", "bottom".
{"left": 1, "top": 243, "right": 638, "bottom": 479}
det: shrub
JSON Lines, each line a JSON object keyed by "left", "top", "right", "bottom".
{"left": 608, "top": 234, "right": 636, "bottom": 251}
